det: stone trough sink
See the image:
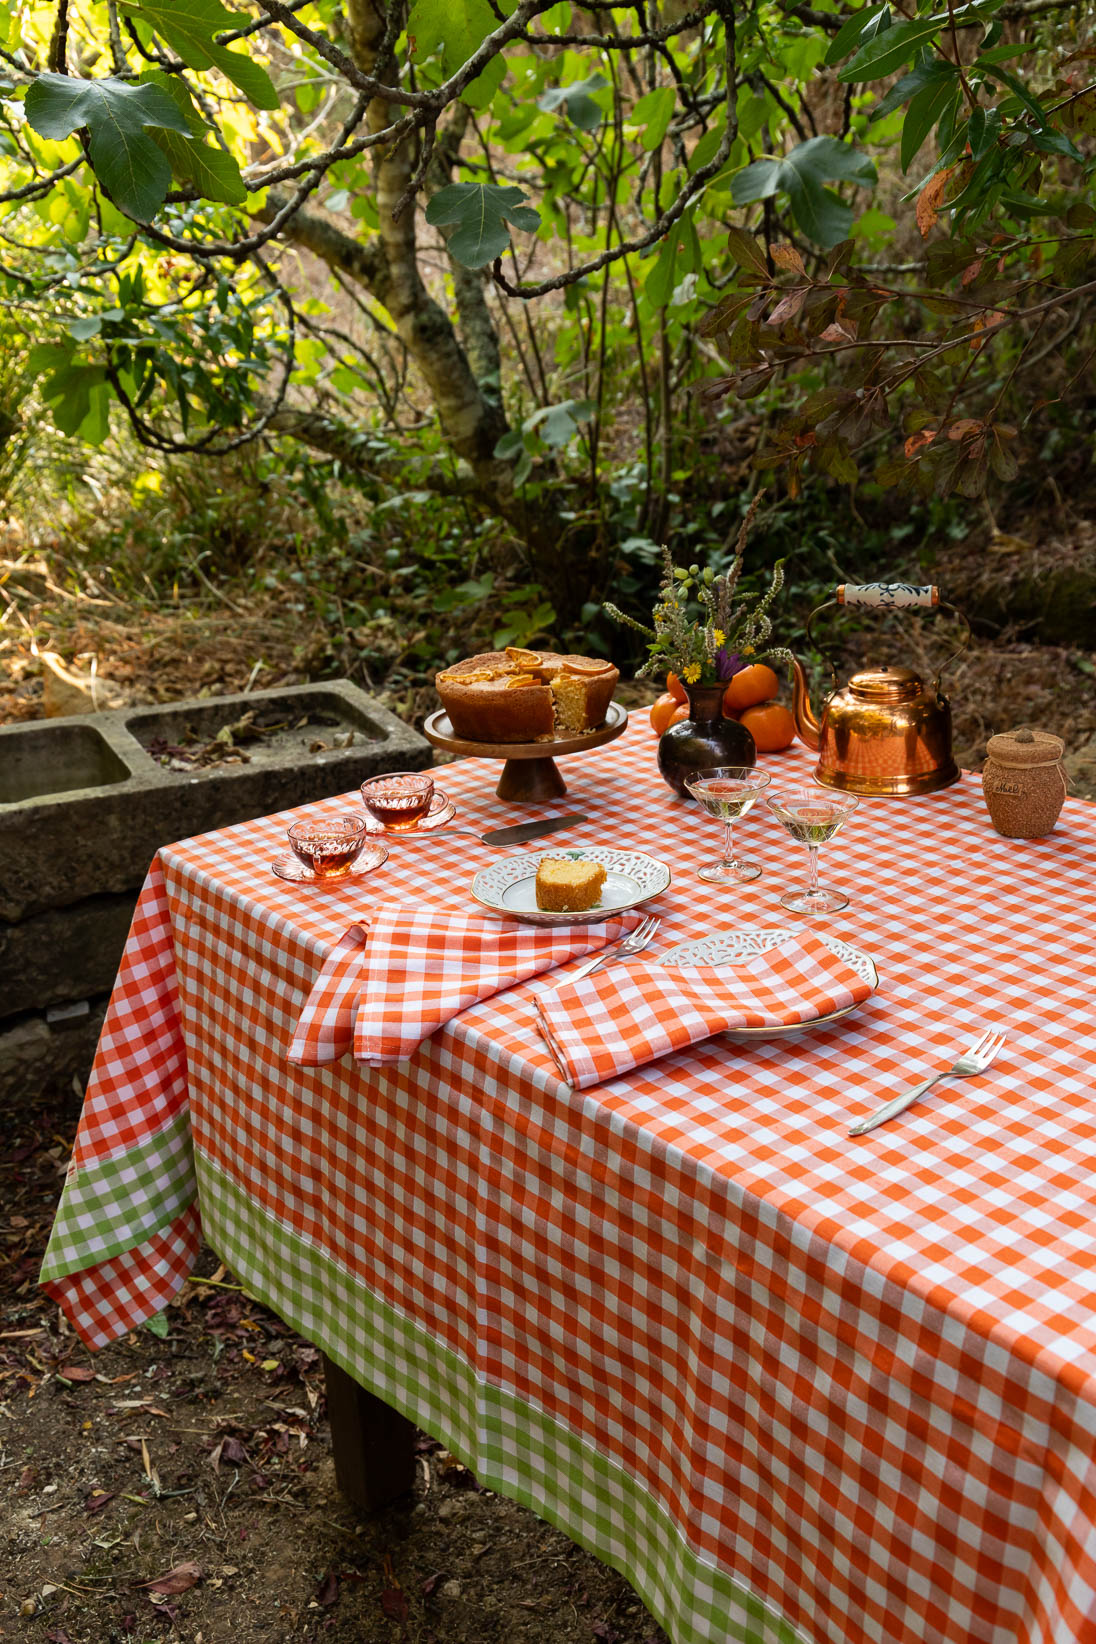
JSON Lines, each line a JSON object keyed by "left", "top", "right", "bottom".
{"left": 0, "top": 680, "right": 431, "bottom": 1094}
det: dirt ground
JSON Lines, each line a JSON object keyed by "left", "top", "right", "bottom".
{"left": 1, "top": 1080, "right": 672, "bottom": 1644}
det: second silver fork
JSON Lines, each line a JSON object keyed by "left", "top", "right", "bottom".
{"left": 563, "top": 914, "right": 661, "bottom": 984}
{"left": 849, "top": 1026, "right": 1006, "bottom": 1137}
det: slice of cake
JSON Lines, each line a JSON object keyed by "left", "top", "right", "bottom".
{"left": 550, "top": 658, "right": 618, "bottom": 735}
{"left": 535, "top": 856, "right": 607, "bottom": 912}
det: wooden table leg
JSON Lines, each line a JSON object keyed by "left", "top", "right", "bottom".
{"left": 322, "top": 1354, "right": 417, "bottom": 1511}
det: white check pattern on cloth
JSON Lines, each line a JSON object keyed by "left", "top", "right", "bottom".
{"left": 534, "top": 930, "right": 874, "bottom": 1088}
{"left": 288, "top": 906, "right": 642, "bottom": 1067}
{"left": 40, "top": 721, "right": 1096, "bottom": 1644}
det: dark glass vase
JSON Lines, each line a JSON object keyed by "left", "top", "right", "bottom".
{"left": 657, "top": 683, "right": 756, "bottom": 799}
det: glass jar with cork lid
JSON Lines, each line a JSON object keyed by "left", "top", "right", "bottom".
{"left": 981, "top": 728, "right": 1067, "bottom": 838}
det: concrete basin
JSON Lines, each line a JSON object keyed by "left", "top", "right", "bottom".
{"left": 0, "top": 721, "right": 132, "bottom": 804}
{"left": 0, "top": 679, "right": 431, "bottom": 927}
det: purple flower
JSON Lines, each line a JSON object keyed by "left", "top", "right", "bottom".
{"left": 715, "top": 647, "right": 743, "bottom": 681}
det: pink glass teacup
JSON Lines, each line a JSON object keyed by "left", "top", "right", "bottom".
{"left": 359, "top": 771, "right": 435, "bottom": 832}
{"left": 287, "top": 814, "right": 367, "bottom": 878}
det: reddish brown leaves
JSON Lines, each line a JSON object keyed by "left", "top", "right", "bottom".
{"left": 315, "top": 1569, "right": 339, "bottom": 1606}
{"left": 381, "top": 1585, "right": 410, "bottom": 1624}
{"left": 969, "top": 309, "right": 1009, "bottom": 350}
{"left": 916, "top": 165, "right": 959, "bottom": 239}
{"left": 770, "top": 243, "right": 806, "bottom": 275}
{"left": 767, "top": 287, "right": 807, "bottom": 327}
{"left": 380, "top": 1551, "right": 409, "bottom": 1629}
{"left": 139, "top": 1562, "right": 202, "bottom": 1596}
{"left": 724, "top": 225, "right": 769, "bottom": 279}
{"left": 209, "top": 1433, "right": 249, "bottom": 1471}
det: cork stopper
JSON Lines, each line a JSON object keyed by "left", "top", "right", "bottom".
{"left": 985, "top": 727, "right": 1064, "bottom": 768}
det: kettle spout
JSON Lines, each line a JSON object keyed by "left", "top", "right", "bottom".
{"left": 789, "top": 656, "right": 820, "bottom": 751}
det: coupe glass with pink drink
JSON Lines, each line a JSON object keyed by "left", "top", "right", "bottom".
{"left": 684, "top": 766, "right": 772, "bottom": 884}
{"left": 766, "top": 786, "right": 858, "bottom": 913}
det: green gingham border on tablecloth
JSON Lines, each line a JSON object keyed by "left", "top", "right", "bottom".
{"left": 40, "top": 1112, "right": 197, "bottom": 1281}
{"left": 197, "top": 1149, "right": 808, "bottom": 1644}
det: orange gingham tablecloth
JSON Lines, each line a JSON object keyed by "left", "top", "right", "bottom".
{"left": 40, "top": 722, "right": 1096, "bottom": 1644}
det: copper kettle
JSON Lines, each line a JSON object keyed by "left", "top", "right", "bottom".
{"left": 788, "top": 583, "right": 969, "bottom": 797}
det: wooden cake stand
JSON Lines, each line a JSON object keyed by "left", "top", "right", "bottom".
{"left": 423, "top": 700, "right": 629, "bottom": 803}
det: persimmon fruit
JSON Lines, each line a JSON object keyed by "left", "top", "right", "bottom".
{"left": 665, "top": 672, "right": 688, "bottom": 706}
{"left": 650, "top": 693, "right": 689, "bottom": 735}
{"left": 739, "top": 702, "right": 796, "bottom": 753}
{"left": 722, "top": 663, "right": 780, "bottom": 715}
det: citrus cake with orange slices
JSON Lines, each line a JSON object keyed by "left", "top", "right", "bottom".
{"left": 435, "top": 648, "right": 618, "bottom": 744}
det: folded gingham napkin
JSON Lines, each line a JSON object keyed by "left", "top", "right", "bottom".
{"left": 288, "top": 907, "right": 642, "bottom": 1067}
{"left": 534, "top": 930, "right": 875, "bottom": 1089}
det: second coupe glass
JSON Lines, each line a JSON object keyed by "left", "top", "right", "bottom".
{"left": 766, "top": 786, "right": 858, "bottom": 913}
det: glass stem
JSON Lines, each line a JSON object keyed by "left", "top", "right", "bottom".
{"left": 807, "top": 845, "right": 820, "bottom": 894}
{"left": 722, "top": 821, "right": 736, "bottom": 866}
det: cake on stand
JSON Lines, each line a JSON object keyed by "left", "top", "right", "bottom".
{"left": 423, "top": 700, "right": 628, "bottom": 803}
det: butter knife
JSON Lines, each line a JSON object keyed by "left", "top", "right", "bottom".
{"left": 480, "top": 813, "right": 587, "bottom": 846}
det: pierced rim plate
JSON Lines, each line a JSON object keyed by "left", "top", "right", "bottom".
{"left": 359, "top": 791, "right": 457, "bottom": 834}
{"left": 271, "top": 841, "right": 389, "bottom": 884}
{"left": 660, "top": 927, "right": 878, "bottom": 1038}
{"left": 471, "top": 845, "right": 671, "bottom": 926}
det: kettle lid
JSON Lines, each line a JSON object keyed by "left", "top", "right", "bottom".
{"left": 849, "top": 665, "right": 921, "bottom": 701}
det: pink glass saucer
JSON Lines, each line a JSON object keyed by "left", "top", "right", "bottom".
{"left": 359, "top": 791, "right": 457, "bottom": 835}
{"left": 271, "top": 840, "right": 389, "bottom": 883}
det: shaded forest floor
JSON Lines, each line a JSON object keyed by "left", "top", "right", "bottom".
{"left": 2, "top": 1079, "right": 670, "bottom": 1644}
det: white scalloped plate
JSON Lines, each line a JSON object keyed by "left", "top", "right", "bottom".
{"left": 471, "top": 846, "right": 671, "bottom": 926}
{"left": 660, "top": 928, "right": 878, "bottom": 1038}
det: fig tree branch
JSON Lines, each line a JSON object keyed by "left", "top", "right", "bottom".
{"left": 492, "top": 0, "right": 739, "bottom": 298}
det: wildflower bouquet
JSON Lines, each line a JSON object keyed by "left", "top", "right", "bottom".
{"left": 604, "top": 495, "right": 793, "bottom": 687}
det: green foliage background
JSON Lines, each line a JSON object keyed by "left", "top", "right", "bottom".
{"left": 0, "top": 0, "right": 1093, "bottom": 682}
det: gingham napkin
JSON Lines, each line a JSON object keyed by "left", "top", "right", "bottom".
{"left": 288, "top": 907, "right": 642, "bottom": 1067}
{"left": 534, "top": 930, "right": 875, "bottom": 1089}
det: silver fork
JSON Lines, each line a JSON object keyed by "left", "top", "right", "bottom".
{"left": 848, "top": 1027, "right": 1006, "bottom": 1137}
{"left": 563, "top": 915, "right": 661, "bottom": 984}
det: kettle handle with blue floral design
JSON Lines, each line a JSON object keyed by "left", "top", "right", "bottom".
{"left": 837, "top": 583, "right": 937, "bottom": 609}
{"left": 806, "top": 585, "right": 970, "bottom": 689}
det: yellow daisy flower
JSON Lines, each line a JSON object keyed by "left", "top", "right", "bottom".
{"left": 682, "top": 664, "right": 701, "bottom": 684}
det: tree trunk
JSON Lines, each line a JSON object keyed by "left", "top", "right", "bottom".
{"left": 253, "top": 8, "right": 616, "bottom": 625}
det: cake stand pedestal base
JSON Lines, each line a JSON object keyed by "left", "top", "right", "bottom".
{"left": 422, "top": 701, "right": 628, "bottom": 804}
{"left": 496, "top": 756, "right": 567, "bottom": 803}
